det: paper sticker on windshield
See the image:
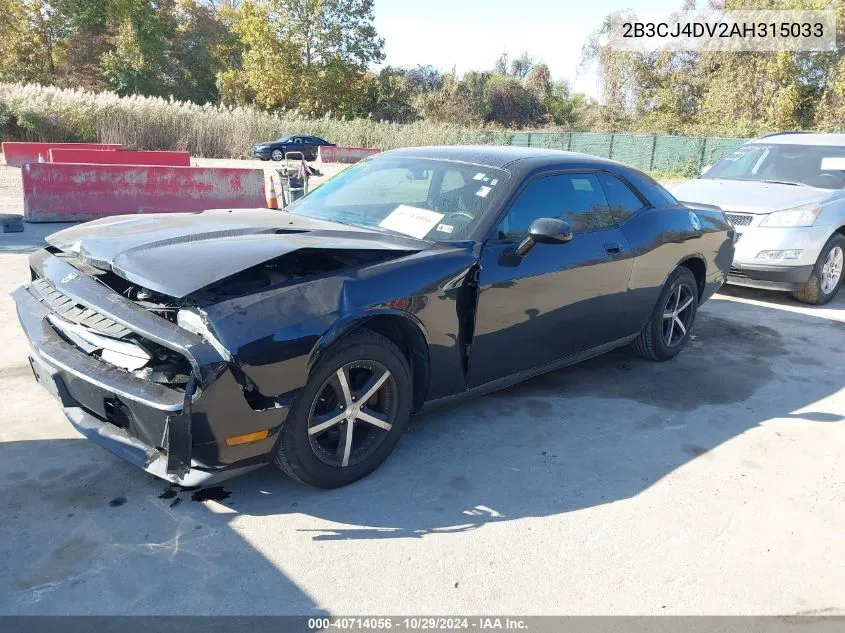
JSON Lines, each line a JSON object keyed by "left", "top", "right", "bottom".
{"left": 821, "top": 157, "right": 845, "bottom": 171}
{"left": 475, "top": 186, "right": 491, "bottom": 198}
{"left": 473, "top": 172, "right": 486, "bottom": 181}
{"left": 490, "top": 179, "right": 498, "bottom": 186}
{"left": 436, "top": 223, "right": 454, "bottom": 234}
{"left": 379, "top": 205, "right": 444, "bottom": 239}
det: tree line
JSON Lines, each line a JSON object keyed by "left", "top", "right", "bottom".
{"left": 584, "top": 0, "right": 845, "bottom": 135}
{"left": 1, "top": 0, "right": 844, "bottom": 137}
{"left": 0, "top": 0, "right": 592, "bottom": 129}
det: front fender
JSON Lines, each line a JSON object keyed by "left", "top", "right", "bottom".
{"left": 202, "top": 245, "right": 477, "bottom": 402}
{"left": 308, "top": 307, "right": 430, "bottom": 368}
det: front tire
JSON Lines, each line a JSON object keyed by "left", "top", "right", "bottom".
{"left": 274, "top": 329, "right": 413, "bottom": 488}
{"left": 792, "top": 234, "right": 845, "bottom": 305}
{"left": 271, "top": 149, "right": 285, "bottom": 161}
{"left": 632, "top": 267, "right": 699, "bottom": 361}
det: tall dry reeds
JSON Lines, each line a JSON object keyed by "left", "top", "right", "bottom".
{"left": 0, "top": 83, "right": 513, "bottom": 158}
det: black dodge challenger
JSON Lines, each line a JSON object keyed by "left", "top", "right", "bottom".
{"left": 13, "top": 146, "right": 733, "bottom": 488}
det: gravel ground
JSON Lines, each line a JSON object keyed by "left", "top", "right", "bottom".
{"left": 1, "top": 155, "right": 844, "bottom": 616}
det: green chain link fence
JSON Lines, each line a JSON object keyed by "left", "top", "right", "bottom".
{"left": 509, "top": 132, "right": 747, "bottom": 175}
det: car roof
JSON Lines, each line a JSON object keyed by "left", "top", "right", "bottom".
{"left": 750, "top": 133, "right": 845, "bottom": 147}
{"left": 382, "top": 145, "right": 622, "bottom": 170}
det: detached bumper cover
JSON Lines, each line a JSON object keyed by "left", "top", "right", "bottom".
{"left": 13, "top": 250, "right": 290, "bottom": 485}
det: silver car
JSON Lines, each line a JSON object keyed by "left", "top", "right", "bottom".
{"left": 673, "top": 133, "right": 845, "bottom": 304}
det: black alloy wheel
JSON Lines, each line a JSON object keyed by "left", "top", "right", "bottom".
{"left": 307, "top": 360, "right": 398, "bottom": 468}
{"left": 632, "top": 266, "right": 699, "bottom": 361}
{"left": 661, "top": 282, "right": 696, "bottom": 347}
{"left": 274, "top": 329, "right": 412, "bottom": 488}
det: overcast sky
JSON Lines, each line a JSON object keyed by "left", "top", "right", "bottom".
{"left": 373, "top": 0, "right": 682, "bottom": 97}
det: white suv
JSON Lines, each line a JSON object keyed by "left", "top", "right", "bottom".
{"left": 673, "top": 133, "right": 845, "bottom": 304}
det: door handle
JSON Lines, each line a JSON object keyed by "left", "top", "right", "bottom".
{"left": 604, "top": 242, "right": 624, "bottom": 255}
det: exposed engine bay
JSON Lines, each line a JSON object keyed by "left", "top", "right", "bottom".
{"left": 36, "top": 245, "right": 416, "bottom": 390}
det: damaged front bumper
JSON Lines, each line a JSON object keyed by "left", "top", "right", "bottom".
{"left": 13, "top": 250, "right": 290, "bottom": 486}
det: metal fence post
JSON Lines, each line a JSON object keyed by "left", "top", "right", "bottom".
{"left": 649, "top": 136, "right": 657, "bottom": 171}
{"left": 699, "top": 137, "right": 707, "bottom": 171}
{"left": 526, "top": 132, "right": 532, "bottom": 147}
{"left": 566, "top": 133, "right": 572, "bottom": 151}
{"left": 608, "top": 132, "right": 615, "bottom": 159}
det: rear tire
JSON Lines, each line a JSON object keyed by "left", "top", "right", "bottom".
{"left": 632, "top": 267, "right": 699, "bottom": 361}
{"left": 274, "top": 329, "right": 412, "bottom": 488}
{"left": 792, "top": 234, "right": 845, "bottom": 305}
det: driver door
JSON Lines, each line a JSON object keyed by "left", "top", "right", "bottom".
{"left": 467, "top": 172, "right": 635, "bottom": 388}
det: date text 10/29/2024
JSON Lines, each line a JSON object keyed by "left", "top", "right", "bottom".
{"left": 308, "top": 617, "right": 528, "bottom": 631}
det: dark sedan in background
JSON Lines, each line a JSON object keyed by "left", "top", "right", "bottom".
{"left": 13, "top": 146, "right": 733, "bottom": 489}
{"left": 251, "top": 135, "right": 335, "bottom": 161}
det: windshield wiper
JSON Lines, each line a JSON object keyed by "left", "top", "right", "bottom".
{"left": 761, "top": 179, "right": 808, "bottom": 187}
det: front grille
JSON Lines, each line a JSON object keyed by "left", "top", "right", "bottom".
{"left": 724, "top": 212, "right": 753, "bottom": 227}
{"left": 31, "top": 278, "right": 131, "bottom": 338}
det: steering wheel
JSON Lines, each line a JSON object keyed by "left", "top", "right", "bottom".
{"left": 442, "top": 211, "right": 474, "bottom": 223}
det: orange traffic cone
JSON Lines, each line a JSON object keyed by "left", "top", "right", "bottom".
{"left": 265, "top": 173, "right": 279, "bottom": 209}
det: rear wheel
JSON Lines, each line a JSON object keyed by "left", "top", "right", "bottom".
{"left": 792, "top": 234, "right": 845, "bottom": 305}
{"left": 274, "top": 329, "right": 412, "bottom": 488}
{"left": 632, "top": 267, "right": 699, "bottom": 361}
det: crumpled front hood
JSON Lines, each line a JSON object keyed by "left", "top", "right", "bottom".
{"left": 671, "top": 178, "right": 833, "bottom": 214}
{"left": 46, "top": 209, "right": 427, "bottom": 298}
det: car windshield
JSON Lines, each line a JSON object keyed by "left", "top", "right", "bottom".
{"left": 287, "top": 156, "right": 509, "bottom": 241}
{"left": 276, "top": 136, "right": 293, "bottom": 142}
{"left": 703, "top": 143, "right": 845, "bottom": 189}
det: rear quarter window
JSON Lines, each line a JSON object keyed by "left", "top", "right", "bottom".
{"left": 597, "top": 174, "right": 646, "bottom": 223}
{"left": 624, "top": 170, "right": 678, "bottom": 207}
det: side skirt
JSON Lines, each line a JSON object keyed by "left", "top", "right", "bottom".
{"left": 420, "top": 333, "right": 638, "bottom": 412}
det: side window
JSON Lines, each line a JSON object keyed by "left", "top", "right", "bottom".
{"left": 597, "top": 174, "right": 646, "bottom": 224}
{"left": 497, "top": 173, "right": 614, "bottom": 238}
{"left": 293, "top": 137, "right": 303, "bottom": 144}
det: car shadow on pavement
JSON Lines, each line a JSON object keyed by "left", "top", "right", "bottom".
{"left": 223, "top": 297, "right": 845, "bottom": 540}
{"left": 0, "top": 436, "right": 329, "bottom": 615}
{"left": 2, "top": 293, "right": 843, "bottom": 613}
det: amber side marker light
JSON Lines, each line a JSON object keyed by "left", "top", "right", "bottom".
{"left": 225, "top": 429, "right": 270, "bottom": 446}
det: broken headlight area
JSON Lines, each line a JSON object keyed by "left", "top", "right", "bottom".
{"left": 131, "top": 343, "right": 192, "bottom": 386}
{"left": 48, "top": 314, "right": 193, "bottom": 387}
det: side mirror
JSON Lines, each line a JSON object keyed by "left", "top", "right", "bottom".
{"left": 515, "top": 218, "right": 573, "bottom": 256}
